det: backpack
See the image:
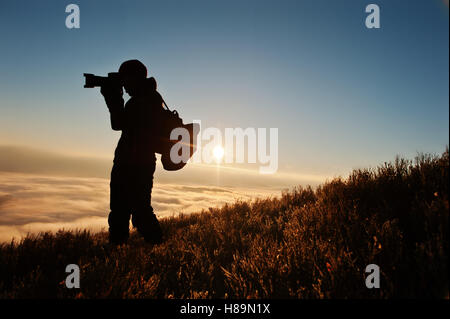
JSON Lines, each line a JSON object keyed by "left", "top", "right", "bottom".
{"left": 154, "top": 97, "right": 199, "bottom": 171}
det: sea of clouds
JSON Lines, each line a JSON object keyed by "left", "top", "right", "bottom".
{"left": 0, "top": 145, "right": 324, "bottom": 242}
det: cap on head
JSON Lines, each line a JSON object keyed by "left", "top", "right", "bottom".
{"left": 119, "top": 60, "right": 147, "bottom": 78}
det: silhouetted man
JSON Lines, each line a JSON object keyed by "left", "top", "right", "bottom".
{"left": 101, "top": 60, "right": 163, "bottom": 245}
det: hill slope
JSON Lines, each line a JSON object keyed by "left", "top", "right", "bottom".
{"left": 0, "top": 150, "right": 448, "bottom": 298}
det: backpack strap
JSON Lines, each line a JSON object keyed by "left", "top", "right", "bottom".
{"left": 161, "top": 97, "right": 171, "bottom": 111}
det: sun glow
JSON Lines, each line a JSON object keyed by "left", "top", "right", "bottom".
{"left": 213, "top": 145, "right": 225, "bottom": 162}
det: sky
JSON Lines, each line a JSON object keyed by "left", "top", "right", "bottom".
{"left": 0, "top": 0, "right": 448, "bottom": 241}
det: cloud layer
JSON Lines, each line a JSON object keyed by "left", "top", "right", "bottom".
{"left": 0, "top": 172, "right": 278, "bottom": 242}
{"left": 0, "top": 145, "right": 325, "bottom": 242}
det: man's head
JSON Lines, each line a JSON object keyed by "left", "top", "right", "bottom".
{"left": 119, "top": 60, "right": 147, "bottom": 96}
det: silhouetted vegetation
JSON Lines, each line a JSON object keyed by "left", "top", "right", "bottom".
{"left": 0, "top": 149, "right": 448, "bottom": 298}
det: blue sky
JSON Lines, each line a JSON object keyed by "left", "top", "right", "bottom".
{"left": 0, "top": 0, "right": 448, "bottom": 177}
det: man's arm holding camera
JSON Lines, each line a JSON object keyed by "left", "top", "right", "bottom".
{"left": 101, "top": 86, "right": 125, "bottom": 131}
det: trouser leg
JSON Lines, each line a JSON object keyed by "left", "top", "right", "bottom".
{"left": 108, "top": 164, "right": 131, "bottom": 244}
{"left": 130, "top": 164, "right": 163, "bottom": 244}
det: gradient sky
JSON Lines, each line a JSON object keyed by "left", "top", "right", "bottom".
{"left": 0, "top": 1, "right": 448, "bottom": 240}
{"left": 0, "top": 0, "right": 448, "bottom": 174}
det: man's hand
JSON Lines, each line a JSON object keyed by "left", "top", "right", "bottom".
{"left": 101, "top": 85, "right": 124, "bottom": 113}
{"left": 100, "top": 85, "right": 123, "bottom": 99}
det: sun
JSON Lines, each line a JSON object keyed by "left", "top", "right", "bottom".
{"left": 213, "top": 145, "right": 225, "bottom": 162}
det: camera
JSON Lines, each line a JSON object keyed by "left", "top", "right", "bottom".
{"left": 83, "top": 72, "right": 122, "bottom": 88}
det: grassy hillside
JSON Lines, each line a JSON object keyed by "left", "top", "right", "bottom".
{"left": 0, "top": 150, "right": 448, "bottom": 299}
